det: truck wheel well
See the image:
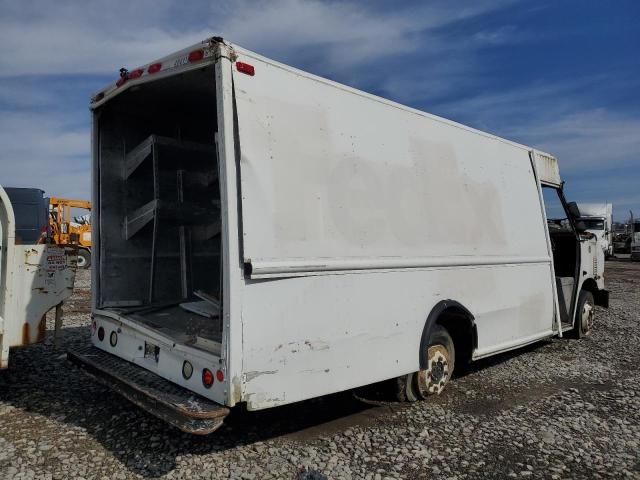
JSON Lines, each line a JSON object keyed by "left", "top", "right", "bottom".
{"left": 580, "top": 278, "right": 598, "bottom": 296}
{"left": 579, "top": 278, "right": 608, "bottom": 308}
{"left": 420, "top": 300, "right": 477, "bottom": 371}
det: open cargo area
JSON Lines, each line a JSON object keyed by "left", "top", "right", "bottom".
{"left": 95, "top": 66, "right": 223, "bottom": 347}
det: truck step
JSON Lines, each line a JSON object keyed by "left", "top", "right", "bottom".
{"left": 560, "top": 322, "right": 574, "bottom": 333}
{"left": 67, "top": 345, "right": 229, "bottom": 435}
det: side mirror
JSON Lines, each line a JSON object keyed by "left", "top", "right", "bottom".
{"left": 574, "top": 220, "right": 587, "bottom": 233}
{"left": 566, "top": 201, "right": 581, "bottom": 219}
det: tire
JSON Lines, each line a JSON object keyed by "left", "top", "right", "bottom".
{"left": 395, "top": 373, "right": 420, "bottom": 402}
{"left": 572, "top": 290, "right": 594, "bottom": 339}
{"left": 77, "top": 249, "right": 91, "bottom": 269}
{"left": 416, "top": 324, "right": 455, "bottom": 398}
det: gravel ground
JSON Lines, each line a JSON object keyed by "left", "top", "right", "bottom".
{"left": 1, "top": 261, "right": 639, "bottom": 480}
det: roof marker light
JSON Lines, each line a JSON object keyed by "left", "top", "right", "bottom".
{"left": 128, "top": 68, "right": 144, "bottom": 79}
{"left": 147, "top": 63, "right": 162, "bottom": 74}
{"left": 236, "top": 62, "right": 255, "bottom": 76}
{"left": 188, "top": 49, "right": 204, "bottom": 62}
{"left": 91, "top": 92, "right": 105, "bottom": 103}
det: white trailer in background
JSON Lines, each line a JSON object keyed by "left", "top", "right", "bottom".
{"left": 578, "top": 203, "right": 614, "bottom": 258}
{"left": 0, "top": 186, "right": 76, "bottom": 369}
{"left": 69, "top": 37, "right": 609, "bottom": 434}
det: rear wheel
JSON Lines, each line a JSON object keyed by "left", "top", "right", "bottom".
{"left": 395, "top": 324, "right": 455, "bottom": 401}
{"left": 416, "top": 325, "right": 455, "bottom": 398}
{"left": 572, "top": 290, "right": 594, "bottom": 338}
{"left": 77, "top": 249, "right": 91, "bottom": 269}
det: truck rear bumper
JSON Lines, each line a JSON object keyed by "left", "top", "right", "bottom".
{"left": 67, "top": 345, "right": 229, "bottom": 434}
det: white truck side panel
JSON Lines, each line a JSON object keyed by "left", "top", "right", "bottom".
{"left": 241, "top": 263, "right": 553, "bottom": 409}
{"left": 231, "top": 52, "right": 555, "bottom": 409}
{"left": 233, "top": 52, "right": 550, "bottom": 268}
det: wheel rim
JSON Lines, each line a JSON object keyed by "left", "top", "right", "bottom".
{"left": 581, "top": 300, "right": 594, "bottom": 335}
{"left": 417, "top": 344, "right": 451, "bottom": 397}
{"left": 76, "top": 254, "right": 87, "bottom": 268}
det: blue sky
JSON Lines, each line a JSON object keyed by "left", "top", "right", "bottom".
{"left": 1, "top": 0, "right": 638, "bottom": 221}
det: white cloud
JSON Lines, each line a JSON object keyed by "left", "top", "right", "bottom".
{"left": 428, "top": 77, "right": 640, "bottom": 175}
{"left": 513, "top": 109, "right": 640, "bottom": 172}
{"left": 0, "top": 0, "right": 515, "bottom": 77}
{"left": 0, "top": 111, "right": 90, "bottom": 199}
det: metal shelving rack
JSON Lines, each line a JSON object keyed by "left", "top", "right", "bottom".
{"left": 123, "top": 134, "right": 218, "bottom": 304}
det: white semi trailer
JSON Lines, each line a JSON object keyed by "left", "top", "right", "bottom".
{"left": 69, "top": 37, "right": 609, "bottom": 434}
{"left": 578, "top": 203, "right": 614, "bottom": 258}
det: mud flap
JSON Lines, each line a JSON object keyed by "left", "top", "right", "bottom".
{"left": 67, "top": 345, "right": 229, "bottom": 434}
{"left": 594, "top": 289, "right": 609, "bottom": 308}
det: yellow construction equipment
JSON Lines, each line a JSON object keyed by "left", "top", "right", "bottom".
{"left": 49, "top": 197, "right": 92, "bottom": 268}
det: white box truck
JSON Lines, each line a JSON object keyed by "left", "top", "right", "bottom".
{"left": 578, "top": 203, "right": 614, "bottom": 258}
{"left": 68, "top": 37, "right": 609, "bottom": 434}
{"left": 0, "top": 186, "right": 76, "bottom": 368}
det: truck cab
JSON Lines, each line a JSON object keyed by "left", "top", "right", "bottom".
{"left": 577, "top": 203, "right": 613, "bottom": 259}
{"left": 540, "top": 180, "right": 607, "bottom": 336}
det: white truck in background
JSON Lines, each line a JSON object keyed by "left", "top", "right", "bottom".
{"left": 68, "top": 37, "right": 609, "bottom": 434}
{"left": 0, "top": 186, "right": 77, "bottom": 368}
{"left": 578, "top": 203, "right": 614, "bottom": 258}
{"left": 631, "top": 215, "right": 640, "bottom": 261}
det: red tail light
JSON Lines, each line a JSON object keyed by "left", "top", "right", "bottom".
{"left": 188, "top": 49, "right": 204, "bottom": 62}
{"left": 216, "top": 369, "right": 224, "bottom": 382}
{"left": 115, "top": 77, "right": 126, "bottom": 87}
{"left": 236, "top": 62, "right": 255, "bottom": 76}
{"left": 202, "top": 368, "right": 214, "bottom": 388}
{"left": 97, "top": 326, "right": 105, "bottom": 341}
{"left": 147, "top": 63, "right": 162, "bottom": 74}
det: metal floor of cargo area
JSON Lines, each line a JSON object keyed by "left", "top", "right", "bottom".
{"left": 130, "top": 305, "right": 222, "bottom": 352}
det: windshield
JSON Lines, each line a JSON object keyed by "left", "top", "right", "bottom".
{"left": 581, "top": 219, "right": 605, "bottom": 230}
{"left": 542, "top": 187, "right": 573, "bottom": 232}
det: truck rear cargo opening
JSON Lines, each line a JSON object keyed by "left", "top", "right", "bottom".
{"left": 96, "top": 65, "right": 223, "bottom": 347}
